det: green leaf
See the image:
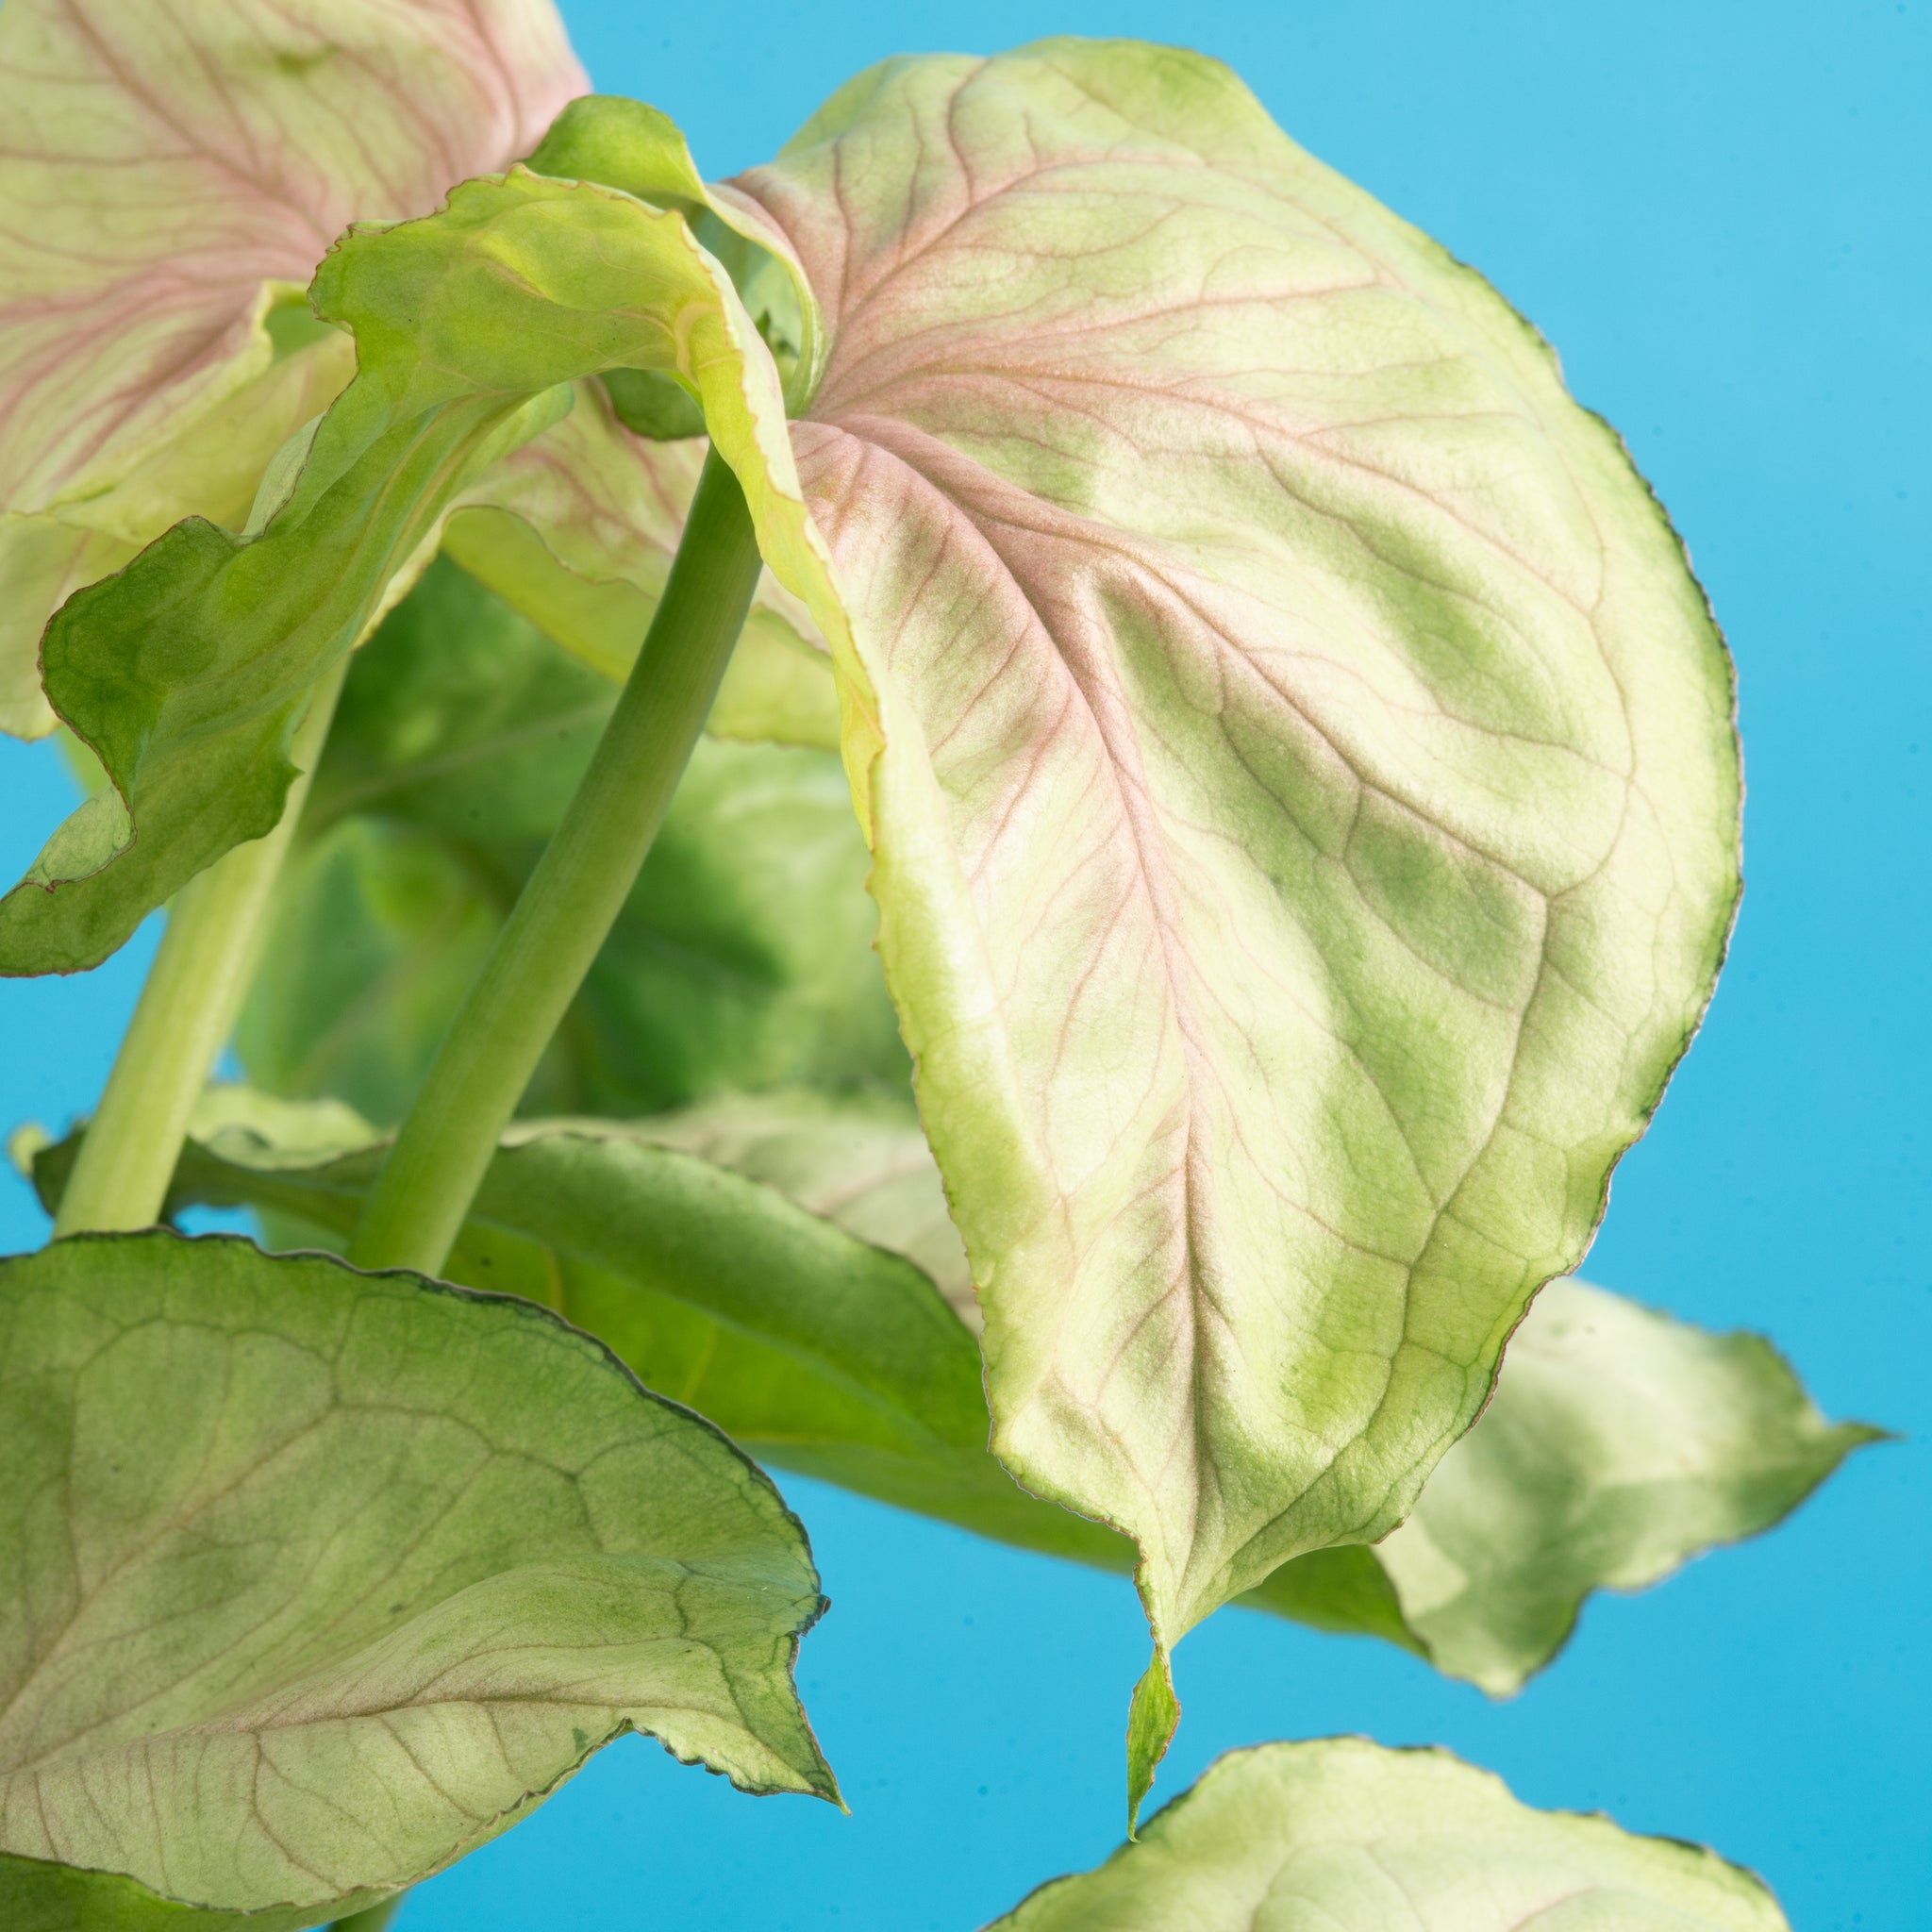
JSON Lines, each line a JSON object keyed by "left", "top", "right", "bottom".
{"left": 1374, "top": 1275, "right": 1885, "bottom": 1694}
{"left": 618, "top": 1090, "right": 974, "bottom": 1324}
{"left": 0, "top": 1229, "right": 835, "bottom": 1929}
{"left": 124, "top": 1095, "right": 1087, "bottom": 1559}
{"left": 0, "top": 158, "right": 812, "bottom": 975}
{"left": 0, "top": 0, "right": 585, "bottom": 738}
{"left": 603, "top": 368, "right": 710, "bottom": 441}
{"left": 237, "top": 556, "right": 903, "bottom": 1125}
{"left": 1124, "top": 1657, "right": 1178, "bottom": 1836}
{"left": 527, "top": 94, "right": 826, "bottom": 409}
{"left": 726, "top": 41, "right": 1744, "bottom": 1684}
{"left": 990, "top": 1738, "right": 1789, "bottom": 1929}
{"left": 28, "top": 1096, "right": 1870, "bottom": 1709}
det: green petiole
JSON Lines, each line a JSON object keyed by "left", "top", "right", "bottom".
{"left": 347, "top": 448, "right": 764, "bottom": 1277}
{"left": 52, "top": 659, "right": 349, "bottom": 1237}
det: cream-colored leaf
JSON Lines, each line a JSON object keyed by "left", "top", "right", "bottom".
{"left": 729, "top": 44, "right": 1741, "bottom": 1712}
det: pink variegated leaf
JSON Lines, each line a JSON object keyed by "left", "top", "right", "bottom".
{"left": 0, "top": 0, "right": 586, "bottom": 734}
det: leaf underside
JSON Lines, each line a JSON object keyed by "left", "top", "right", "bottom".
{"left": 0, "top": 1232, "right": 833, "bottom": 1928}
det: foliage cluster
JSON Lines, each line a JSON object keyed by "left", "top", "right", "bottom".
{"left": 0, "top": 4, "right": 1875, "bottom": 1926}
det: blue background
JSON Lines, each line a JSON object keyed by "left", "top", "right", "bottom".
{"left": 1, "top": 2, "right": 1924, "bottom": 1925}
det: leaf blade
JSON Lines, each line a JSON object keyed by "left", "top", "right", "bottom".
{"left": 50, "top": 1095, "right": 1870, "bottom": 1706}
{"left": 235, "top": 555, "right": 903, "bottom": 1125}
{"left": 0, "top": 161, "right": 806, "bottom": 974}
{"left": 0, "top": 1230, "right": 833, "bottom": 1925}
{"left": 1377, "top": 1276, "right": 1885, "bottom": 1694}
{"left": 731, "top": 38, "right": 1743, "bottom": 1657}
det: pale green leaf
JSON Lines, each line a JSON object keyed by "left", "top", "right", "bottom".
{"left": 990, "top": 1739, "right": 1788, "bottom": 1929}
{"left": 210, "top": 550, "right": 1426, "bottom": 1650}
{"left": 236, "top": 555, "right": 903, "bottom": 1124}
{"left": 725, "top": 41, "right": 1743, "bottom": 1706}
{"left": 0, "top": 159, "right": 814, "bottom": 975}
{"left": 0, "top": 0, "right": 585, "bottom": 737}
{"left": 240, "top": 818, "right": 506, "bottom": 1131}
{"left": 1376, "top": 1276, "right": 1885, "bottom": 1694}
{"left": 614, "top": 1090, "right": 974, "bottom": 1324}
{"left": 0, "top": 1230, "right": 834, "bottom": 1929}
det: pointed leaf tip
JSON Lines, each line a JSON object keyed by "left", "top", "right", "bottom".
{"left": 1124, "top": 1652, "right": 1179, "bottom": 1838}
{"left": 1376, "top": 1276, "right": 1888, "bottom": 1693}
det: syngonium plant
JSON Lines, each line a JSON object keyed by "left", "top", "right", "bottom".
{"left": 0, "top": 2, "right": 1877, "bottom": 1927}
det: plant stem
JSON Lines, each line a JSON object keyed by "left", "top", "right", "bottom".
{"left": 52, "top": 661, "right": 348, "bottom": 1237}
{"left": 348, "top": 450, "right": 763, "bottom": 1276}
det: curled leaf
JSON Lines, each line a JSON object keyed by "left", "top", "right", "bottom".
{"left": 0, "top": 163, "right": 805, "bottom": 974}
{"left": 990, "top": 1738, "right": 1789, "bottom": 1929}
{"left": 440, "top": 389, "right": 839, "bottom": 748}
{"left": 0, "top": 0, "right": 586, "bottom": 737}
{"left": 0, "top": 1230, "right": 833, "bottom": 1928}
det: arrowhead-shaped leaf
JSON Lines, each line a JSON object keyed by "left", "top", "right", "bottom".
{"left": 0, "top": 1229, "right": 834, "bottom": 1929}
{"left": 988, "top": 1738, "right": 1789, "bottom": 1928}
{"left": 33, "top": 1093, "right": 1868, "bottom": 1707}
{"left": 0, "top": 0, "right": 586, "bottom": 738}
{"left": 235, "top": 554, "right": 905, "bottom": 1126}
{"left": 0, "top": 158, "right": 815, "bottom": 975}
{"left": 712, "top": 41, "right": 1743, "bottom": 1774}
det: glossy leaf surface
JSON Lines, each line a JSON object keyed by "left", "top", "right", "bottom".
{"left": 991, "top": 1739, "right": 1788, "bottom": 1928}
{"left": 0, "top": 1231, "right": 833, "bottom": 1928}
{"left": 237, "top": 557, "right": 904, "bottom": 1125}
{"left": 31, "top": 1096, "right": 1867, "bottom": 1702}
{"left": 723, "top": 43, "right": 1743, "bottom": 1753}
{"left": 0, "top": 161, "right": 805, "bottom": 974}
{"left": 0, "top": 0, "right": 584, "bottom": 737}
